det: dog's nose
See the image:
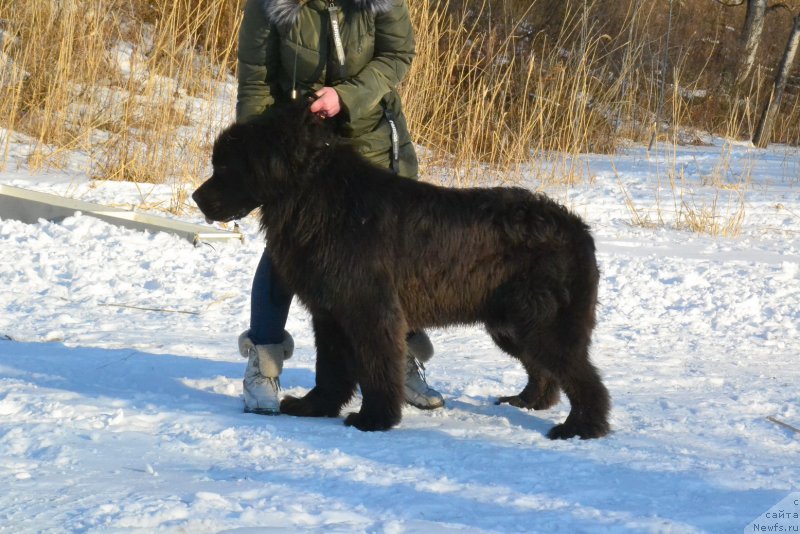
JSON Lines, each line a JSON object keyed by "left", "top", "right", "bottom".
{"left": 191, "top": 189, "right": 213, "bottom": 224}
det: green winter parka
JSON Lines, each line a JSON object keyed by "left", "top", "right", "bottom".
{"left": 236, "top": 0, "right": 418, "bottom": 178}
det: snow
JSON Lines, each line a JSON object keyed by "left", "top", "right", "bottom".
{"left": 1, "top": 129, "right": 799, "bottom": 532}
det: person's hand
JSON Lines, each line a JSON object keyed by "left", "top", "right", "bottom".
{"left": 310, "top": 87, "right": 341, "bottom": 119}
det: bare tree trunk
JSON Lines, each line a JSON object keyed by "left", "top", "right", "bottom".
{"left": 649, "top": 0, "right": 674, "bottom": 151}
{"left": 753, "top": 13, "right": 800, "bottom": 147}
{"left": 737, "top": 0, "right": 768, "bottom": 85}
{"left": 615, "top": 0, "right": 643, "bottom": 135}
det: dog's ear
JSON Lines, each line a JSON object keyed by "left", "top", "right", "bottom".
{"left": 275, "top": 99, "right": 339, "bottom": 147}
{"left": 213, "top": 121, "right": 282, "bottom": 202}
{"left": 230, "top": 102, "right": 340, "bottom": 193}
{"left": 295, "top": 92, "right": 347, "bottom": 136}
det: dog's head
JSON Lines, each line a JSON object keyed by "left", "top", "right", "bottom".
{"left": 192, "top": 98, "right": 338, "bottom": 223}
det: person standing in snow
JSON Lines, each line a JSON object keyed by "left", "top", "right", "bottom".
{"left": 234, "top": 0, "right": 444, "bottom": 414}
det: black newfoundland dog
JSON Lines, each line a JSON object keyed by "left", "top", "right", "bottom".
{"left": 193, "top": 100, "right": 610, "bottom": 439}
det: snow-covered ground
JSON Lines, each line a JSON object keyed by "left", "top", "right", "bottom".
{"left": 1, "top": 132, "right": 799, "bottom": 532}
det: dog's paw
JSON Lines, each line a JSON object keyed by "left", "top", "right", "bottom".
{"left": 496, "top": 395, "right": 521, "bottom": 407}
{"left": 547, "top": 419, "right": 610, "bottom": 440}
{"left": 495, "top": 394, "right": 533, "bottom": 409}
{"left": 496, "top": 390, "right": 559, "bottom": 411}
{"left": 279, "top": 394, "right": 331, "bottom": 417}
{"left": 279, "top": 395, "right": 312, "bottom": 416}
{"left": 280, "top": 390, "right": 342, "bottom": 418}
{"left": 343, "top": 411, "right": 399, "bottom": 431}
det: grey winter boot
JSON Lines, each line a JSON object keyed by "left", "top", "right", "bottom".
{"left": 404, "top": 330, "right": 444, "bottom": 410}
{"left": 239, "top": 330, "right": 294, "bottom": 415}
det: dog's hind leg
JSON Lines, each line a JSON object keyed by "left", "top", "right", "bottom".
{"left": 280, "top": 312, "right": 357, "bottom": 418}
{"left": 526, "top": 302, "right": 610, "bottom": 440}
{"left": 542, "top": 340, "right": 610, "bottom": 440}
{"left": 503, "top": 324, "right": 608, "bottom": 439}
{"left": 499, "top": 362, "right": 560, "bottom": 410}
{"left": 486, "top": 279, "right": 563, "bottom": 411}
{"left": 543, "top": 253, "right": 610, "bottom": 439}
{"left": 488, "top": 275, "right": 609, "bottom": 439}
{"left": 488, "top": 327, "right": 561, "bottom": 410}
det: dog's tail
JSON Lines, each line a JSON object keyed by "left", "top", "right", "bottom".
{"left": 522, "top": 195, "right": 600, "bottom": 335}
{"left": 569, "top": 226, "right": 600, "bottom": 334}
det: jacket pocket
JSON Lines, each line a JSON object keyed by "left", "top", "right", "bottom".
{"left": 345, "top": 13, "right": 374, "bottom": 76}
{"left": 280, "top": 39, "right": 325, "bottom": 89}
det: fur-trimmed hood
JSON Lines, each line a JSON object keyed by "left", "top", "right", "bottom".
{"left": 262, "top": 0, "right": 395, "bottom": 29}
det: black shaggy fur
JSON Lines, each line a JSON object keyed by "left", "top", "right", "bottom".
{"left": 192, "top": 101, "right": 611, "bottom": 439}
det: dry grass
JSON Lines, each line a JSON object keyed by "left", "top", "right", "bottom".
{"left": 0, "top": 0, "right": 795, "bottom": 233}
{"left": 403, "top": 0, "right": 617, "bottom": 186}
{"left": 0, "top": 0, "right": 239, "bottom": 213}
{"left": 672, "top": 151, "right": 750, "bottom": 238}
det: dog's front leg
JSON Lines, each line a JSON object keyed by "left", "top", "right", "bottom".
{"left": 280, "top": 312, "right": 357, "bottom": 418}
{"left": 340, "top": 306, "right": 407, "bottom": 431}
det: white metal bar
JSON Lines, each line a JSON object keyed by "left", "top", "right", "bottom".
{"left": 0, "top": 184, "right": 243, "bottom": 245}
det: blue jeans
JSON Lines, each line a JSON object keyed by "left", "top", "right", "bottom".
{"left": 249, "top": 249, "right": 293, "bottom": 345}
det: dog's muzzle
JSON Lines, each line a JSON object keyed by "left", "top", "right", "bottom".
{"left": 216, "top": 206, "right": 255, "bottom": 223}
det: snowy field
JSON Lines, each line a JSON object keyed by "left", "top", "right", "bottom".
{"left": 1, "top": 132, "right": 799, "bottom": 533}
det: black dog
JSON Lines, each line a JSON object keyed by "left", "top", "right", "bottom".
{"left": 193, "top": 101, "right": 610, "bottom": 439}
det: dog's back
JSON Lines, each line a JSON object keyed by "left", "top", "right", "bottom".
{"left": 303, "top": 161, "right": 598, "bottom": 332}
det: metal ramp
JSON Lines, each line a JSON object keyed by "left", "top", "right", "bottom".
{"left": 0, "top": 183, "right": 243, "bottom": 245}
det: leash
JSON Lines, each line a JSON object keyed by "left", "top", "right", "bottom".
{"left": 291, "top": 36, "right": 299, "bottom": 99}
